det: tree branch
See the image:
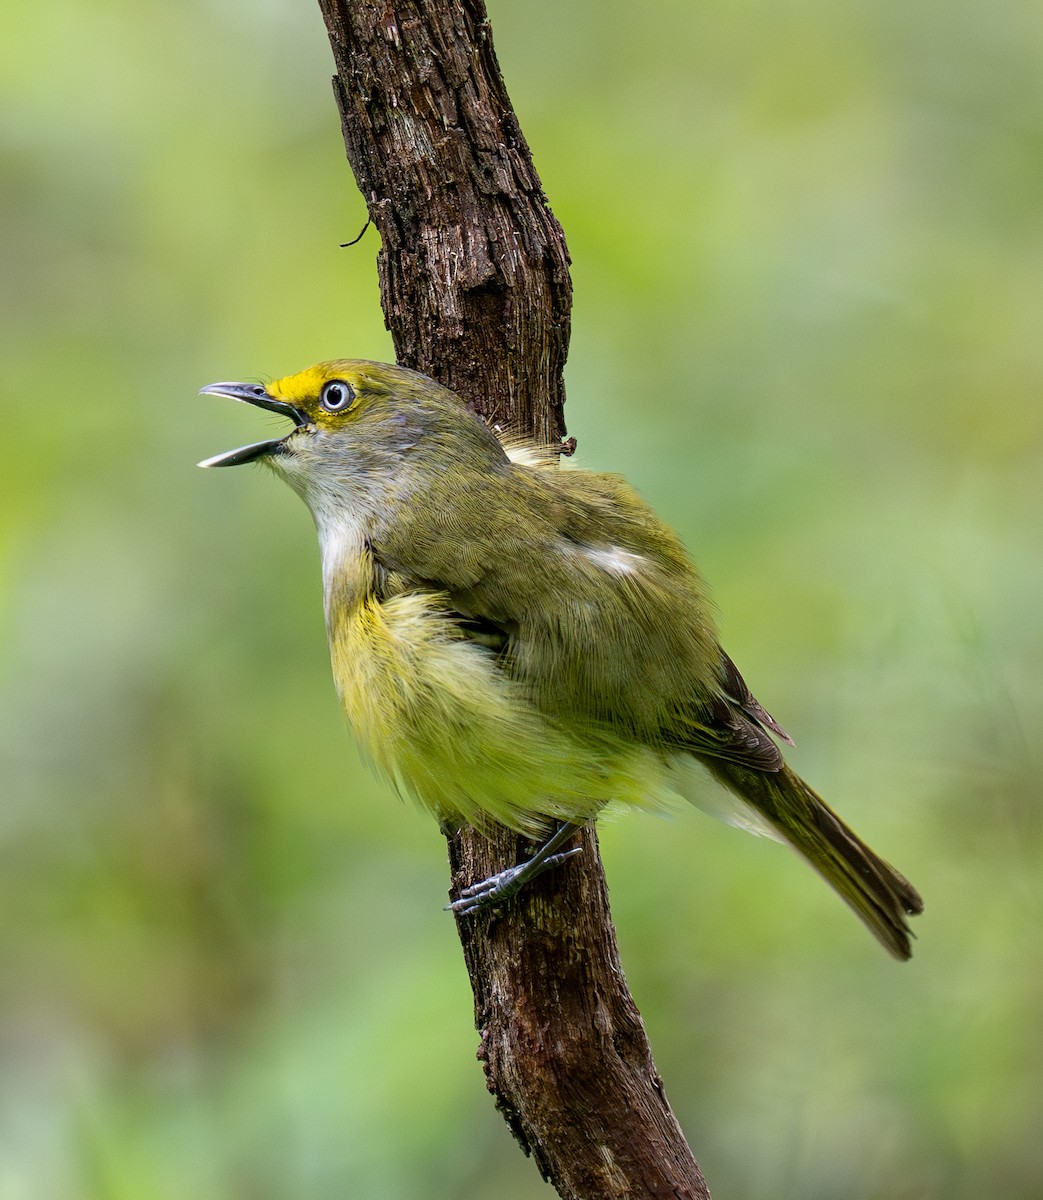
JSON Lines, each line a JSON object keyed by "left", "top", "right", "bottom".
{"left": 315, "top": 1, "right": 710, "bottom": 1195}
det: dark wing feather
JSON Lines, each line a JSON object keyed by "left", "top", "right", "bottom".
{"left": 663, "top": 688, "right": 785, "bottom": 771}
{"left": 719, "top": 650, "right": 794, "bottom": 745}
{"left": 452, "top": 612, "right": 511, "bottom": 655}
{"left": 659, "top": 650, "right": 792, "bottom": 771}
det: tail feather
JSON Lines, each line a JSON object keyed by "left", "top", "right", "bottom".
{"left": 706, "top": 760, "right": 923, "bottom": 960}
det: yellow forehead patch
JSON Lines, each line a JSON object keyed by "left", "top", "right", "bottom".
{"left": 267, "top": 362, "right": 353, "bottom": 405}
{"left": 263, "top": 361, "right": 383, "bottom": 428}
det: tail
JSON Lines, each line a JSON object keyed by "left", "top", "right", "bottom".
{"left": 705, "top": 760, "right": 924, "bottom": 959}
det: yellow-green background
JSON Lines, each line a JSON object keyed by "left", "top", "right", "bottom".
{"left": 3, "top": 0, "right": 1041, "bottom": 1196}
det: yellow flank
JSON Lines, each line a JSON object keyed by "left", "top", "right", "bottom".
{"left": 327, "top": 570, "right": 672, "bottom": 836}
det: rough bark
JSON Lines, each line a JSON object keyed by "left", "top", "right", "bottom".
{"left": 315, "top": 2, "right": 710, "bottom": 1196}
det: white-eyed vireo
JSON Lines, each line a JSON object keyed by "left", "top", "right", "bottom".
{"left": 200, "top": 360, "right": 923, "bottom": 958}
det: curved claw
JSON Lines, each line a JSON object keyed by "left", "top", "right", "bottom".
{"left": 446, "top": 835, "right": 584, "bottom": 917}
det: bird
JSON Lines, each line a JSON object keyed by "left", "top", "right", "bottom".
{"left": 199, "top": 359, "right": 923, "bottom": 958}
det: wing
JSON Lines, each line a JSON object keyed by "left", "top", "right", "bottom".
{"left": 368, "top": 462, "right": 790, "bottom": 772}
{"left": 660, "top": 650, "right": 791, "bottom": 771}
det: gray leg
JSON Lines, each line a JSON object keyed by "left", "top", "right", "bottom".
{"left": 446, "top": 822, "right": 585, "bottom": 916}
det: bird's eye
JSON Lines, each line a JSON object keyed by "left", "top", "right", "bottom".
{"left": 319, "top": 380, "right": 356, "bottom": 413}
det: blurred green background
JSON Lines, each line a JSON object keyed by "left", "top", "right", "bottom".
{"left": 2, "top": 0, "right": 1041, "bottom": 1196}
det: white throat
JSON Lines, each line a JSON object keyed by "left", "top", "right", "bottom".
{"left": 313, "top": 507, "right": 368, "bottom": 619}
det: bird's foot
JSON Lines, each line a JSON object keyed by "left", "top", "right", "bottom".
{"left": 446, "top": 823, "right": 584, "bottom": 916}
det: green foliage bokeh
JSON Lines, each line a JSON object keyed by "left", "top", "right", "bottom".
{"left": 2, "top": 0, "right": 1041, "bottom": 1197}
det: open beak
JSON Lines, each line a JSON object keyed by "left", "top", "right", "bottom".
{"left": 197, "top": 382, "right": 308, "bottom": 468}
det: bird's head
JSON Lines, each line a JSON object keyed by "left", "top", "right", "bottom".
{"left": 199, "top": 359, "right": 509, "bottom": 517}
